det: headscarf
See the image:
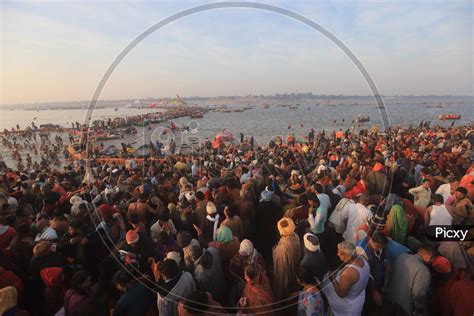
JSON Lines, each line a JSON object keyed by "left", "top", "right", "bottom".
{"left": 216, "top": 226, "right": 233, "bottom": 243}
{"left": 277, "top": 217, "right": 295, "bottom": 236}
{"left": 206, "top": 202, "right": 217, "bottom": 215}
{"left": 98, "top": 204, "right": 116, "bottom": 219}
{"left": 126, "top": 230, "right": 140, "bottom": 244}
{"left": 389, "top": 204, "right": 408, "bottom": 244}
{"left": 239, "top": 239, "right": 254, "bottom": 256}
{"left": 260, "top": 190, "right": 273, "bottom": 202}
{"left": 206, "top": 204, "right": 220, "bottom": 241}
{"left": 431, "top": 256, "right": 452, "bottom": 273}
{"left": 303, "top": 233, "right": 320, "bottom": 252}
{"left": 0, "top": 286, "right": 17, "bottom": 314}
{"left": 40, "top": 267, "right": 63, "bottom": 287}
{"left": 166, "top": 251, "right": 182, "bottom": 264}
{"left": 373, "top": 162, "right": 383, "bottom": 172}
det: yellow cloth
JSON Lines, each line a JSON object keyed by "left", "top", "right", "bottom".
{"left": 174, "top": 162, "right": 187, "bottom": 170}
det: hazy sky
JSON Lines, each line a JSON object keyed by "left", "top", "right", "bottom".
{"left": 1, "top": 0, "right": 472, "bottom": 105}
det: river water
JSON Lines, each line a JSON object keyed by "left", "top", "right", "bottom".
{"left": 1, "top": 96, "right": 472, "bottom": 166}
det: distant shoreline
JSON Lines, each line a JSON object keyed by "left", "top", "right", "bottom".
{"left": 1, "top": 94, "right": 473, "bottom": 109}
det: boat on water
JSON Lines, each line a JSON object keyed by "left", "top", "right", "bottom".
{"left": 96, "top": 131, "right": 122, "bottom": 141}
{"left": 150, "top": 117, "right": 165, "bottom": 124}
{"left": 101, "top": 145, "right": 120, "bottom": 156}
{"left": 263, "top": 104, "right": 270, "bottom": 109}
{"left": 121, "top": 126, "right": 137, "bottom": 134}
{"left": 39, "top": 124, "right": 62, "bottom": 129}
{"left": 355, "top": 115, "right": 370, "bottom": 123}
{"left": 133, "top": 120, "right": 150, "bottom": 127}
{"left": 439, "top": 114, "right": 461, "bottom": 120}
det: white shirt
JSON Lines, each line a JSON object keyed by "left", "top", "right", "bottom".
{"left": 343, "top": 203, "right": 373, "bottom": 244}
{"left": 429, "top": 204, "right": 452, "bottom": 226}
{"left": 35, "top": 226, "right": 58, "bottom": 241}
{"left": 191, "top": 164, "right": 199, "bottom": 177}
{"left": 435, "top": 183, "right": 452, "bottom": 203}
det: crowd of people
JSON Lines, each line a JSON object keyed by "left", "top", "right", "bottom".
{"left": 0, "top": 122, "right": 473, "bottom": 316}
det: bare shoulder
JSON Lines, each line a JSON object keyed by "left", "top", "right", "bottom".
{"left": 352, "top": 257, "right": 365, "bottom": 268}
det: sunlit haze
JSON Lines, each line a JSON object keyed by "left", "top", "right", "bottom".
{"left": 1, "top": 0, "right": 472, "bottom": 105}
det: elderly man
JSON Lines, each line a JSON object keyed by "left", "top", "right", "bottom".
{"left": 387, "top": 244, "right": 434, "bottom": 316}
{"left": 272, "top": 217, "right": 301, "bottom": 302}
{"left": 323, "top": 241, "right": 370, "bottom": 316}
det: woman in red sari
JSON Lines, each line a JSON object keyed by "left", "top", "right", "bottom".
{"left": 237, "top": 263, "right": 274, "bottom": 315}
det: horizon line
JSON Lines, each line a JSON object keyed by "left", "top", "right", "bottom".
{"left": 2, "top": 93, "right": 473, "bottom": 107}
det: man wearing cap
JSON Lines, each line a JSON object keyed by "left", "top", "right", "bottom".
{"left": 230, "top": 239, "right": 265, "bottom": 279}
{"left": 198, "top": 202, "right": 220, "bottom": 247}
{"left": 254, "top": 189, "right": 282, "bottom": 264}
{"left": 96, "top": 204, "right": 125, "bottom": 246}
{"left": 365, "top": 162, "right": 388, "bottom": 197}
{"left": 91, "top": 186, "right": 115, "bottom": 208}
{"left": 119, "top": 230, "right": 153, "bottom": 272}
{"left": 300, "top": 233, "right": 327, "bottom": 281}
{"left": 272, "top": 217, "right": 301, "bottom": 302}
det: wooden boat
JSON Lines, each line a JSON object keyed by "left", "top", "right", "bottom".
{"left": 67, "top": 144, "right": 85, "bottom": 160}
{"left": 355, "top": 115, "right": 370, "bottom": 123}
{"left": 439, "top": 114, "right": 461, "bottom": 120}
{"left": 123, "top": 126, "right": 138, "bottom": 134}
{"left": 39, "top": 124, "right": 61, "bottom": 129}
{"left": 100, "top": 145, "right": 120, "bottom": 156}
{"left": 133, "top": 120, "right": 150, "bottom": 127}
{"left": 96, "top": 132, "right": 122, "bottom": 141}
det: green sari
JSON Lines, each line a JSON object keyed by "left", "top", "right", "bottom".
{"left": 390, "top": 204, "right": 408, "bottom": 244}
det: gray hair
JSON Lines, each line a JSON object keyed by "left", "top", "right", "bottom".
{"left": 338, "top": 241, "right": 357, "bottom": 258}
